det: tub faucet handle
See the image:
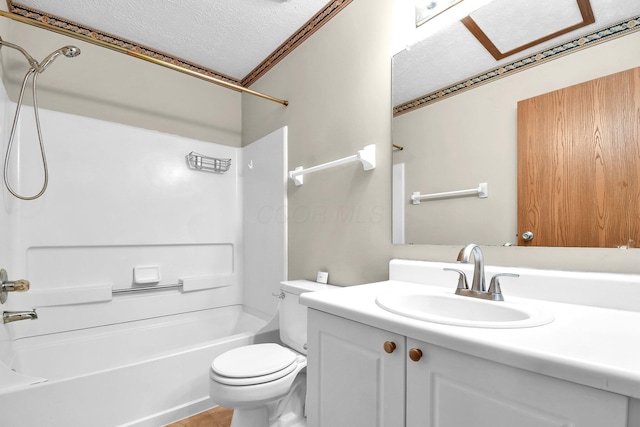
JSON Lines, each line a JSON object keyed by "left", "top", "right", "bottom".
{"left": 4, "top": 279, "right": 30, "bottom": 292}
{"left": 1, "top": 269, "right": 31, "bottom": 304}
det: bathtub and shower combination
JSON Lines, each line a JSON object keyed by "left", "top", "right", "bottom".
{"left": 0, "top": 126, "right": 288, "bottom": 426}
{"left": 0, "top": 289, "right": 278, "bottom": 426}
{"left": 0, "top": 32, "right": 288, "bottom": 425}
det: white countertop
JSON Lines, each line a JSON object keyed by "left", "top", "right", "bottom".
{"left": 301, "top": 279, "right": 640, "bottom": 399}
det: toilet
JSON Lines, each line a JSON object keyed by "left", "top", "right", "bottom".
{"left": 209, "top": 280, "right": 334, "bottom": 427}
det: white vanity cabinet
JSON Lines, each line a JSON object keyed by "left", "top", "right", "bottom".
{"left": 406, "top": 337, "right": 627, "bottom": 427}
{"left": 307, "top": 309, "right": 629, "bottom": 427}
{"left": 306, "top": 309, "right": 406, "bottom": 427}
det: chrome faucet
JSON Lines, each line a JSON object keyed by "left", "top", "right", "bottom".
{"left": 457, "top": 243, "right": 486, "bottom": 292}
{"left": 3, "top": 309, "right": 38, "bottom": 324}
{"left": 445, "top": 244, "right": 519, "bottom": 301}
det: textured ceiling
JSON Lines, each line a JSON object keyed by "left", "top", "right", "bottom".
{"left": 8, "top": 0, "right": 640, "bottom": 109}
{"left": 472, "top": 0, "right": 584, "bottom": 52}
{"left": 393, "top": 0, "right": 640, "bottom": 107}
{"left": 13, "top": 0, "right": 332, "bottom": 80}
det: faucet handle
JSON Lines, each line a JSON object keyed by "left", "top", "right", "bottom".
{"left": 444, "top": 268, "right": 468, "bottom": 291}
{"left": 488, "top": 273, "right": 519, "bottom": 301}
{"left": 3, "top": 279, "right": 30, "bottom": 292}
{"left": 0, "top": 269, "right": 30, "bottom": 304}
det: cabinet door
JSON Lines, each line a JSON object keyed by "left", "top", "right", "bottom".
{"left": 307, "top": 309, "right": 405, "bottom": 427}
{"left": 406, "top": 338, "right": 628, "bottom": 427}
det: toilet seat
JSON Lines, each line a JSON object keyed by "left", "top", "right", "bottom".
{"left": 211, "top": 343, "right": 301, "bottom": 386}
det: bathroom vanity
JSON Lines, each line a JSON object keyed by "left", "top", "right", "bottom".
{"left": 301, "top": 260, "right": 640, "bottom": 427}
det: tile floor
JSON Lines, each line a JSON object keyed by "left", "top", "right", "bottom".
{"left": 167, "top": 406, "right": 233, "bottom": 427}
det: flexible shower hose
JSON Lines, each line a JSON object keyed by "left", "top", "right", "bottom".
{"left": 3, "top": 67, "right": 49, "bottom": 200}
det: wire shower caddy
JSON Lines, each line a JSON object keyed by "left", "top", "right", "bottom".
{"left": 186, "top": 152, "right": 231, "bottom": 173}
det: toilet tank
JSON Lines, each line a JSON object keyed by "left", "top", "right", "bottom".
{"left": 279, "top": 280, "right": 337, "bottom": 354}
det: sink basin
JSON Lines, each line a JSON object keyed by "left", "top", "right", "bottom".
{"left": 375, "top": 291, "right": 554, "bottom": 328}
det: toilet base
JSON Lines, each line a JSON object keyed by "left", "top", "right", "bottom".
{"left": 227, "top": 373, "right": 307, "bottom": 427}
{"left": 270, "top": 372, "right": 306, "bottom": 427}
{"left": 231, "top": 406, "right": 270, "bottom": 427}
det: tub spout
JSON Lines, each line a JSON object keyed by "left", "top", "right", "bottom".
{"left": 3, "top": 309, "right": 37, "bottom": 324}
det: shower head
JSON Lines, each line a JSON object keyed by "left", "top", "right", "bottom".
{"left": 61, "top": 46, "right": 81, "bottom": 58}
{"left": 37, "top": 45, "right": 81, "bottom": 72}
{"left": 0, "top": 37, "right": 81, "bottom": 72}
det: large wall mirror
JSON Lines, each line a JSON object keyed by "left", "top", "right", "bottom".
{"left": 391, "top": 0, "right": 640, "bottom": 247}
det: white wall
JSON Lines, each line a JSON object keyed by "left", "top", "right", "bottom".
{"left": 242, "top": 127, "right": 288, "bottom": 317}
{"left": 0, "top": 90, "right": 290, "bottom": 345}
{"left": 0, "top": 72, "right": 11, "bottom": 273}
{"left": 0, "top": 71, "right": 12, "bottom": 361}
{"left": 0, "top": 20, "right": 287, "bottom": 343}
{"left": 1, "top": 90, "right": 244, "bottom": 337}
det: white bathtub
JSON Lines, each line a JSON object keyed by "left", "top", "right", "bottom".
{"left": 0, "top": 305, "right": 276, "bottom": 426}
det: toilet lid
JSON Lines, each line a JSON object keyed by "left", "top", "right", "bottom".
{"left": 212, "top": 343, "right": 298, "bottom": 378}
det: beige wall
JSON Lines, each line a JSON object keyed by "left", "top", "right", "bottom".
{"left": 0, "top": 18, "right": 241, "bottom": 146}
{"left": 242, "top": 0, "right": 394, "bottom": 285}
{"left": 244, "top": 1, "right": 640, "bottom": 282}
{"left": 396, "top": 31, "right": 640, "bottom": 247}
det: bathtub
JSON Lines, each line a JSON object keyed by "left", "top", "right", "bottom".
{"left": 0, "top": 305, "right": 276, "bottom": 426}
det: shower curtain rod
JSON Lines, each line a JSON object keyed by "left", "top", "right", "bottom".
{"left": 0, "top": 10, "right": 289, "bottom": 106}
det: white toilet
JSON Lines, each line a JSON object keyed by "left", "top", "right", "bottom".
{"left": 209, "top": 280, "right": 334, "bottom": 427}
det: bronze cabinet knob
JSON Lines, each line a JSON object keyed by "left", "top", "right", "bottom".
{"left": 383, "top": 341, "right": 396, "bottom": 354}
{"left": 409, "top": 348, "right": 423, "bottom": 362}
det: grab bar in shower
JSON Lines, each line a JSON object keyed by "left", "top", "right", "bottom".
{"left": 112, "top": 275, "right": 233, "bottom": 295}
{"left": 112, "top": 283, "right": 183, "bottom": 295}
{"left": 8, "top": 278, "right": 231, "bottom": 304}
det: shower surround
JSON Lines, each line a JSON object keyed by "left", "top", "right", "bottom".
{"left": 0, "top": 82, "right": 287, "bottom": 425}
